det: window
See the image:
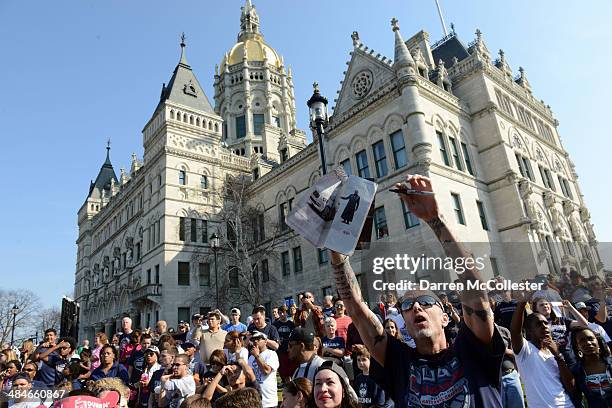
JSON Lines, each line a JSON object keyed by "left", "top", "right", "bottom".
{"left": 390, "top": 130, "right": 407, "bottom": 169}
{"left": 372, "top": 141, "right": 388, "bottom": 178}
{"left": 201, "top": 220, "right": 208, "bottom": 243}
{"left": 318, "top": 248, "right": 329, "bottom": 264}
{"left": 179, "top": 217, "right": 185, "bottom": 241}
{"left": 199, "top": 263, "right": 210, "bottom": 286}
{"left": 437, "top": 131, "right": 450, "bottom": 166}
{"left": 236, "top": 115, "right": 246, "bottom": 138}
{"left": 190, "top": 218, "right": 197, "bottom": 242}
{"left": 252, "top": 168, "right": 259, "bottom": 180}
{"left": 252, "top": 263, "right": 259, "bottom": 285}
{"left": 281, "top": 251, "right": 290, "bottom": 276}
{"left": 448, "top": 136, "right": 463, "bottom": 170}
{"left": 229, "top": 267, "right": 240, "bottom": 288}
{"left": 401, "top": 200, "right": 420, "bottom": 229}
{"left": 563, "top": 179, "right": 573, "bottom": 199}
{"left": 253, "top": 114, "right": 265, "bottom": 135}
{"left": 515, "top": 154, "right": 533, "bottom": 181}
{"left": 136, "top": 243, "right": 141, "bottom": 261}
{"left": 476, "top": 201, "right": 489, "bottom": 230}
{"left": 157, "top": 174, "right": 162, "bottom": 187}
{"left": 258, "top": 213, "right": 265, "bottom": 241}
{"left": 451, "top": 193, "right": 465, "bottom": 225}
{"left": 178, "top": 262, "right": 190, "bottom": 286}
{"left": 178, "top": 307, "right": 191, "bottom": 324}
{"left": 273, "top": 116, "right": 281, "bottom": 128}
{"left": 539, "top": 166, "right": 556, "bottom": 191}
{"left": 261, "top": 259, "right": 269, "bottom": 282}
{"left": 155, "top": 265, "right": 160, "bottom": 284}
{"left": 293, "top": 247, "right": 303, "bottom": 274}
{"left": 179, "top": 170, "right": 186, "bottom": 185}
{"left": 373, "top": 207, "right": 389, "bottom": 239}
{"left": 322, "top": 286, "right": 333, "bottom": 298}
{"left": 147, "top": 269, "right": 151, "bottom": 284}
{"left": 461, "top": 143, "right": 474, "bottom": 175}
{"left": 279, "top": 202, "right": 288, "bottom": 231}
{"left": 355, "top": 150, "right": 370, "bottom": 178}
{"left": 227, "top": 221, "right": 236, "bottom": 246}
{"left": 201, "top": 175, "right": 208, "bottom": 189}
{"left": 340, "top": 159, "right": 352, "bottom": 176}
{"left": 280, "top": 148, "right": 289, "bottom": 163}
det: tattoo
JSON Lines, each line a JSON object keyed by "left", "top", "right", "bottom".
{"left": 463, "top": 304, "right": 492, "bottom": 322}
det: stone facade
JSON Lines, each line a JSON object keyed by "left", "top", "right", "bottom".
{"left": 74, "top": 3, "right": 603, "bottom": 340}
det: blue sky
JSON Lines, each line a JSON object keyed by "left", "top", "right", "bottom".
{"left": 1, "top": 0, "right": 610, "bottom": 308}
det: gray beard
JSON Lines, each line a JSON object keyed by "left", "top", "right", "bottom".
{"left": 413, "top": 327, "right": 435, "bottom": 339}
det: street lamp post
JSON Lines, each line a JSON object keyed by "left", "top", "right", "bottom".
{"left": 10, "top": 304, "right": 18, "bottom": 346}
{"left": 210, "top": 232, "right": 220, "bottom": 309}
{"left": 307, "top": 82, "right": 329, "bottom": 175}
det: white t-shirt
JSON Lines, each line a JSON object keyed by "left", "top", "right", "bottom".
{"left": 516, "top": 338, "right": 575, "bottom": 408}
{"left": 224, "top": 347, "right": 249, "bottom": 363}
{"left": 248, "top": 349, "right": 279, "bottom": 408}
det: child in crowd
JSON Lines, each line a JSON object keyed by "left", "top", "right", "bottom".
{"left": 353, "top": 347, "right": 393, "bottom": 407}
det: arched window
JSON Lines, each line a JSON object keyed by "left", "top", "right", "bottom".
{"left": 179, "top": 170, "right": 187, "bottom": 185}
{"left": 170, "top": 110, "right": 175, "bottom": 119}
{"left": 214, "top": 123, "right": 219, "bottom": 132}
{"left": 201, "top": 175, "right": 208, "bottom": 189}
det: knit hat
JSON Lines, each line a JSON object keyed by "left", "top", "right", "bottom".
{"left": 315, "top": 360, "right": 358, "bottom": 402}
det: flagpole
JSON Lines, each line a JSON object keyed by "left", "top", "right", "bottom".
{"left": 435, "top": 0, "right": 448, "bottom": 37}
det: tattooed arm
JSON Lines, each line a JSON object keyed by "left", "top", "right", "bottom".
{"left": 395, "top": 175, "right": 494, "bottom": 344}
{"left": 331, "top": 251, "right": 387, "bottom": 366}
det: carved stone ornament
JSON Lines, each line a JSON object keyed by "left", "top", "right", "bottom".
{"left": 351, "top": 70, "right": 374, "bottom": 99}
{"left": 512, "top": 134, "right": 523, "bottom": 149}
{"left": 518, "top": 179, "right": 532, "bottom": 198}
{"left": 543, "top": 191, "right": 556, "bottom": 208}
{"left": 562, "top": 200, "right": 574, "bottom": 216}
{"left": 536, "top": 148, "right": 544, "bottom": 162}
{"left": 183, "top": 80, "right": 198, "bottom": 97}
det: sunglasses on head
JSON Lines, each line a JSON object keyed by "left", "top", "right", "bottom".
{"left": 401, "top": 295, "right": 442, "bottom": 312}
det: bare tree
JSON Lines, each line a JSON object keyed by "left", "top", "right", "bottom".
{"left": 192, "top": 175, "right": 296, "bottom": 311}
{"left": 0, "top": 290, "right": 41, "bottom": 346}
{"left": 36, "top": 307, "right": 61, "bottom": 336}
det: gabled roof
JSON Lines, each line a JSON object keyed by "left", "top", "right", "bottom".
{"left": 88, "top": 146, "right": 118, "bottom": 199}
{"left": 154, "top": 40, "right": 214, "bottom": 115}
{"left": 332, "top": 44, "right": 395, "bottom": 117}
{"left": 431, "top": 35, "right": 470, "bottom": 68}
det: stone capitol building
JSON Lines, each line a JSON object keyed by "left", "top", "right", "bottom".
{"left": 73, "top": 1, "right": 603, "bottom": 339}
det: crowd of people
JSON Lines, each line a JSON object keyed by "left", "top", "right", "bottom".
{"left": 1, "top": 175, "right": 611, "bottom": 408}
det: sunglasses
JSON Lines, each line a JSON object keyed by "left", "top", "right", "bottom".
{"left": 401, "top": 295, "right": 442, "bottom": 312}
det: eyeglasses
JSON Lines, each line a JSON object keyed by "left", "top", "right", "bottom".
{"left": 401, "top": 295, "right": 442, "bottom": 312}
{"left": 335, "top": 304, "right": 344, "bottom": 308}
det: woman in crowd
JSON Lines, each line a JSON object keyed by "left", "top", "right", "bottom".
{"left": 281, "top": 378, "right": 312, "bottom": 408}
{"left": 0, "top": 359, "right": 21, "bottom": 391}
{"left": 19, "top": 340, "right": 34, "bottom": 365}
{"left": 157, "top": 334, "right": 179, "bottom": 353}
{"left": 308, "top": 361, "right": 360, "bottom": 408}
{"left": 321, "top": 318, "right": 346, "bottom": 364}
{"left": 91, "top": 344, "right": 129, "bottom": 385}
{"left": 382, "top": 319, "right": 401, "bottom": 341}
{"left": 570, "top": 327, "right": 612, "bottom": 407}
{"left": 531, "top": 297, "right": 587, "bottom": 363}
{"left": 21, "top": 361, "right": 45, "bottom": 388}
{"left": 91, "top": 332, "right": 109, "bottom": 371}
{"left": 223, "top": 331, "right": 248, "bottom": 363}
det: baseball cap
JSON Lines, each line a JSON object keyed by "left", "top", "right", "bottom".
{"left": 145, "top": 346, "right": 160, "bottom": 355}
{"left": 182, "top": 342, "right": 197, "bottom": 350}
{"left": 251, "top": 331, "right": 268, "bottom": 340}
{"left": 191, "top": 313, "right": 202, "bottom": 320}
{"left": 288, "top": 327, "right": 314, "bottom": 345}
{"left": 574, "top": 302, "right": 588, "bottom": 310}
{"left": 231, "top": 308, "right": 241, "bottom": 315}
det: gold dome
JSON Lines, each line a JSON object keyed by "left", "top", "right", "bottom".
{"left": 221, "top": 36, "right": 282, "bottom": 70}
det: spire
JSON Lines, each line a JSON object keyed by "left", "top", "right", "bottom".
{"left": 391, "top": 18, "right": 415, "bottom": 77}
{"left": 469, "top": 28, "right": 491, "bottom": 63}
{"left": 239, "top": 0, "right": 261, "bottom": 41}
{"left": 88, "top": 141, "right": 119, "bottom": 199}
{"left": 516, "top": 66, "right": 532, "bottom": 93}
{"left": 152, "top": 33, "right": 214, "bottom": 115}
{"left": 105, "top": 139, "right": 112, "bottom": 165}
{"left": 179, "top": 32, "right": 189, "bottom": 67}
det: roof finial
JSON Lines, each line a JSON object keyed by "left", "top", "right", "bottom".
{"left": 179, "top": 32, "right": 189, "bottom": 65}
{"left": 391, "top": 17, "right": 400, "bottom": 32}
{"left": 313, "top": 81, "right": 320, "bottom": 93}
{"left": 450, "top": 22, "right": 455, "bottom": 34}
{"left": 105, "top": 139, "right": 112, "bottom": 165}
{"left": 351, "top": 31, "right": 360, "bottom": 47}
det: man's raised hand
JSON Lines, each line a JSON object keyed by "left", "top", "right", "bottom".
{"left": 393, "top": 175, "right": 439, "bottom": 222}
